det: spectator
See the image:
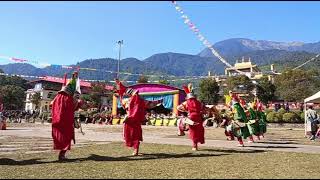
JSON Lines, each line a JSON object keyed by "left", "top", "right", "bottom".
{"left": 275, "top": 103, "right": 280, "bottom": 112}
{"left": 306, "top": 105, "right": 318, "bottom": 141}
{"left": 299, "top": 103, "right": 304, "bottom": 112}
{"left": 0, "top": 112, "right": 6, "bottom": 130}
{"left": 285, "top": 102, "right": 290, "bottom": 112}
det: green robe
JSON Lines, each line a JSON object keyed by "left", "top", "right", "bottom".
{"left": 231, "top": 102, "right": 250, "bottom": 139}
{"left": 247, "top": 108, "right": 260, "bottom": 136}
{"left": 68, "top": 78, "right": 77, "bottom": 94}
{"left": 257, "top": 111, "right": 267, "bottom": 134}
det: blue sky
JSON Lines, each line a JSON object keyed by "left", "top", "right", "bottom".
{"left": 0, "top": 1, "right": 319, "bottom": 66}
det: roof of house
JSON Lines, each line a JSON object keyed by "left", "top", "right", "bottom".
{"left": 29, "top": 76, "right": 114, "bottom": 91}
{"left": 225, "top": 61, "right": 261, "bottom": 73}
{"left": 128, "top": 83, "right": 184, "bottom": 93}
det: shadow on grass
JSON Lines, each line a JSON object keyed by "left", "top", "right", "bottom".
{"left": 0, "top": 158, "right": 46, "bottom": 165}
{"left": 82, "top": 152, "right": 229, "bottom": 162}
{"left": 246, "top": 145, "right": 298, "bottom": 149}
{"left": 0, "top": 152, "right": 230, "bottom": 166}
{"left": 201, "top": 149, "right": 266, "bottom": 154}
{"left": 278, "top": 138, "right": 300, "bottom": 141}
{"left": 255, "top": 141, "right": 298, "bottom": 145}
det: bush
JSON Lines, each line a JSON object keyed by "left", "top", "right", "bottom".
{"left": 300, "top": 112, "right": 305, "bottom": 121}
{"left": 292, "top": 110, "right": 302, "bottom": 115}
{"left": 266, "top": 112, "right": 283, "bottom": 123}
{"left": 264, "top": 109, "right": 273, "bottom": 115}
{"left": 266, "top": 109, "right": 305, "bottom": 124}
{"left": 275, "top": 113, "right": 283, "bottom": 123}
{"left": 278, "top": 108, "right": 286, "bottom": 115}
{"left": 266, "top": 112, "right": 275, "bottom": 123}
{"left": 282, "top": 112, "right": 301, "bottom": 123}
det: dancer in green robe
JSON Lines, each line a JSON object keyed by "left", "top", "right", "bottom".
{"left": 228, "top": 94, "right": 250, "bottom": 147}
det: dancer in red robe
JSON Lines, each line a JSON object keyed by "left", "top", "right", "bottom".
{"left": 177, "top": 83, "right": 205, "bottom": 151}
{"left": 51, "top": 72, "right": 82, "bottom": 161}
{"left": 116, "top": 80, "right": 162, "bottom": 156}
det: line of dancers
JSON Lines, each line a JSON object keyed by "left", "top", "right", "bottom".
{"left": 50, "top": 73, "right": 266, "bottom": 160}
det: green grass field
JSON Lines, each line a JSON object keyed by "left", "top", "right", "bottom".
{"left": 1, "top": 142, "right": 320, "bottom": 179}
{"left": 91, "top": 125, "right": 320, "bottom": 146}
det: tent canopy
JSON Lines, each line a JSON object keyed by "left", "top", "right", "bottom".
{"left": 304, "top": 91, "right": 320, "bottom": 103}
{"left": 112, "top": 83, "right": 186, "bottom": 116}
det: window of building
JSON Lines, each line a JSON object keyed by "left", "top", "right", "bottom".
{"left": 34, "top": 83, "right": 42, "bottom": 90}
{"left": 47, "top": 92, "right": 54, "bottom": 99}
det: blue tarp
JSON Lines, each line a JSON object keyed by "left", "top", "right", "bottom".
{"left": 117, "top": 94, "right": 173, "bottom": 109}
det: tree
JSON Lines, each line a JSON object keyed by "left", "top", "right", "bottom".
{"left": 224, "top": 75, "right": 254, "bottom": 95}
{"left": 199, "top": 77, "right": 220, "bottom": 105}
{"left": 30, "top": 92, "right": 42, "bottom": 109}
{"left": 137, "top": 75, "right": 148, "bottom": 83}
{"left": 274, "top": 69, "right": 320, "bottom": 102}
{"left": 89, "top": 82, "right": 107, "bottom": 109}
{"left": 158, "top": 79, "right": 170, "bottom": 85}
{"left": 0, "top": 71, "right": 29, "bottom": 110}
{"left": 256, "top": 76, "right": 276, "bottom": 104}
{"left": 0, "top": 85, "right": 26, "bottom": 110}
{"left": 0, "top": 74, "right": 30, "bottom": 90}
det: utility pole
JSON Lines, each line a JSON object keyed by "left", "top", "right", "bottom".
{"left": 117, "top": 40, "right": 123, "bottom": 79}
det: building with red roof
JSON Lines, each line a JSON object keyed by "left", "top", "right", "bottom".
{"left": 25, "top": 76, "right": 114, "bottom": 113}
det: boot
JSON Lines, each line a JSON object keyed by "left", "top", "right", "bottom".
{"left": 237, "top": 137, "right": 244, "bottom": 147}
{"left": 248, "top": 136, "right": 254, "bottom": 143}
{"left": 58, "top": 150, "right": 67, "bottom": 161}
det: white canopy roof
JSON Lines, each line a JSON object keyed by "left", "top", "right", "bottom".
{"left": 304, "top": 91, "right": 320, "bottom": 103}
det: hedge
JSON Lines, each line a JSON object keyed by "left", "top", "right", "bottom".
{"left": 266, "top": 112, "right": 282, "bottom": 123}
{"left": 264, "top": 109, "right": 273, "bottom": 115}
{"left": 266, "top": 111, "right": 304, "bottom": 123}
{"left": 278, "top": 108, "right": 286, "bottom": 115}
{"left": 282, "top": 112, "right": 302, "bottom": 123}
{"left": 300, "top": 112, "right": 305, "bottom": 121}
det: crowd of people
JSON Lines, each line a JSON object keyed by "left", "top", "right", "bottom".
{"left": 0, "top": 110, "right": 40, "bottom": 123}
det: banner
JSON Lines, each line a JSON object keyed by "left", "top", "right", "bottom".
{"left": 0, "top": 72, "right": 207, "bottom": 84}
{"left": 171, "top": 1, "right": 245, "bottom": 75}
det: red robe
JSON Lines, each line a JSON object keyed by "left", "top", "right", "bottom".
{"left": 186, "top": 98, "right": 205, "bottom": 144}
{"left": 51, "top": 92, "right": 75, "bottom": 150}
{"left": 123, "top": 94, "right": 146, "bottom": 149}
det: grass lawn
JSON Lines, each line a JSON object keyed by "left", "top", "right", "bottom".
{"left": 7, "top": 122, "right": 319, "bottom": 146}
{"left": 90, "top": 125, "right": 320, "bottom": 146}
{"left": 0, "top": 142, "right": 320, "bottom": 179}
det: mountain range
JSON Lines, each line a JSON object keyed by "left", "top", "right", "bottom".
{"left": 199, "top": 38, "right": 320, "bottom": 58}
{"left": 1, "top": 38, "right": 319, "bottom": 82}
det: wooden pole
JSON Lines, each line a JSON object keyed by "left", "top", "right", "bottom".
{"left": 112, "top": 95, "right": 118, "bottom": 116}
{"left": 173, "top": 93, "right": 179, "bottom": 116}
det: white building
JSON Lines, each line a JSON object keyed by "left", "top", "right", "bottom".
{"left": 25, "top": 76, "right": 113, "bottom": 114}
